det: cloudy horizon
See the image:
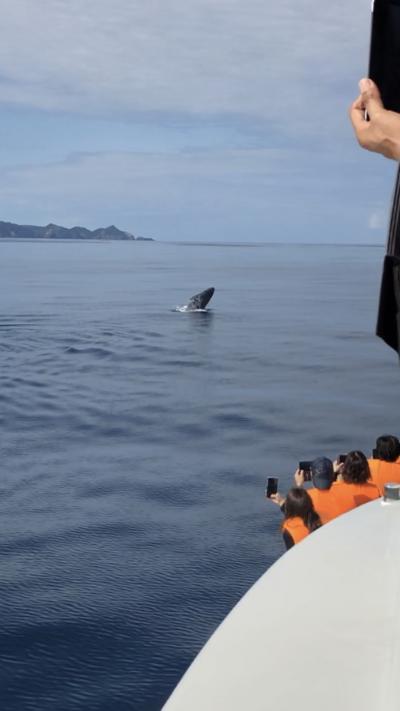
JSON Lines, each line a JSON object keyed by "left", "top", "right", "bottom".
{"left": 0, "top": 0, "right": 396, "bottom": 243}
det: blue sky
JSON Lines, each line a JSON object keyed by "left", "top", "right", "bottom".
{"left": 0, "top": 0, "right": 396, "bottom": 242}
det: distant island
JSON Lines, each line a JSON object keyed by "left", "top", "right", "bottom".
{"left": 0, "top": 220, "right": 154, "bottom": 241}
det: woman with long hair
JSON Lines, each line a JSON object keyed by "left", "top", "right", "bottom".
{"left": 279, "top": 487, "right": 322, "bottom": 551}
{"left": 333, "top": 450, "right": 380, "bottom": 511}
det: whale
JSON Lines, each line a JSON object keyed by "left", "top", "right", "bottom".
{"left": 177, "top": 287, "right": 215, "bottom": 312}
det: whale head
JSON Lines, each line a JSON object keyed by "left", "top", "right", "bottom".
{"left": 186, "top": 287, "right": 215, "bottom": 310}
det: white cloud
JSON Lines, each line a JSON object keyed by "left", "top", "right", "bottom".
{"left": 0, "top": 0, "right": 370, "bottom": 133}
{"left": 0, "top": 147, "right": 392, "bottom": 242}
{"left": 0, "top": 1, "right": 394, "bottom": 243}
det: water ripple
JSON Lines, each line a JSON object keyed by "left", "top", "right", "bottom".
{"left": 0, "top": 242, "right": 397, "bottom": 711}
{"left": 64, "top": 346, "right": 113, "bottom": 358}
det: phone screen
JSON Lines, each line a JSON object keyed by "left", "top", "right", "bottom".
{"left": 369, "top": 0, "right": 400, "bottom": 113}
{"left": 266, "top": 477, "right": 278, "bottom": 498}
{"left": 338, "top": 454, "right": 347, "bottom": 464}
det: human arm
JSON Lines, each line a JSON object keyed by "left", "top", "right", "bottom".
{"left": 333, "top": 459, "right": 343, "bottom": 481}
{"left": 294, "top": 468, "right": 304, "bottom": 487}
{"left": 269, "top": 492, "right": 286, "bottom": 509}
{"left": 349, "top": 78, "right": 400, "bottom": 161}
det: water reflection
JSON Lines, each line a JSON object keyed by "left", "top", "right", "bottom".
{"left": 186, "top": 310, "right": 214, "bottom": 331}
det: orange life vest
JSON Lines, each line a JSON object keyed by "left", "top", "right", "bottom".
{"left": 307, "top": 487, "right": 344, "bottom": 524}
{"left": 368, "top": 459, "right": 400, "bottom": 496}
{"left": 282, "top": 516, "right": 310, "bottom": 545}
{"left": 330, "top": 480, "right": 380, "bottom": 514}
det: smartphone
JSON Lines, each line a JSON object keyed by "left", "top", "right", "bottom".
{"left": 265, "top": 477, "right": 278, "bottom": 498}
{"left": 299, "top": 461, "right": 312, "bottom": 482}
{"left": 368, "top": 0, "right": 400, "bottom": 113}
{"left": 338, "top": 454, "right": 347, "bottom": 464}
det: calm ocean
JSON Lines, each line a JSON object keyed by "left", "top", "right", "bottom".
{"left": 1, "top": 240, "right": 399, "bottom": 710}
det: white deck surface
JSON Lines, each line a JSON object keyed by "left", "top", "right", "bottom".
{"left": 163, "top": 498, "right": 400, "bottom": 711}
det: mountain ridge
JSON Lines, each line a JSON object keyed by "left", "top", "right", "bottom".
{"left": 0, "top": 220, "right": 154, "bottom": 241}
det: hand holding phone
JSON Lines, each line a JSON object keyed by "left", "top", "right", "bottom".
{"left": 299, "top": 461, "right": 312, "bottom": 483}
{"left": 265, "top": 477, "right": 279, "bottom": 498}
{"left": 349, "top": 2, "right": 400, "bottom": 161}
{"left": 294, "top": 468, "right": 304, "bottom": 487}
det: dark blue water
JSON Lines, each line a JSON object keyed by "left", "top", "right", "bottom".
{"left": 1, "top": 240, "right": 399, "bottom": 710}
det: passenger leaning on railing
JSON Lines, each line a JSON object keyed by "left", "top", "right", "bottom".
{"left": 267, "top": 453, "right": 381, "bottom": 550}
{"left": 270, "top": 488, "right": 322, "bottom": 550}
{"left": 332, "top": 451, "right": 380, "bottom": 512}
{"left": 368, "top": 435, "right": 400, "bottom": 496}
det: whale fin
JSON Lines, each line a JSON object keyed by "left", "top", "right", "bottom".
{"left": 187, "top": 287, "right": 215, "bottom": 310}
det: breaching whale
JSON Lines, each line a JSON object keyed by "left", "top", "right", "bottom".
{"left": 177, "top": 287, "right": 215, "bottom": 312}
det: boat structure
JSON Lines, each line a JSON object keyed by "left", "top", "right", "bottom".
{"left": 163, "top": 488, "right": 400, "bottom": 710}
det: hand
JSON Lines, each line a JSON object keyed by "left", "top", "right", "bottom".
{"left": 333, "top": 460, "right": 344, "bottom": 481}
{"left": 269, "top": 492, "right": 285, "bottom": 507}
{"left": 333, "top": 459, "right": 343, "bottom": 474}
{"left": 294, "top": 468, "right": 304, "bottom": 487}
{"left": 349, "top": 78, "right": 400, "bottom": 161}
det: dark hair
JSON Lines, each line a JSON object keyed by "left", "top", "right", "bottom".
{"left": 375, "top": 435, "right": 400, "bottom": 463}
{"left": 342, "top": 450, "right": 370, "bottom": 484}
{"left": 283, "top": 488, "right": 321, "bottom": 533}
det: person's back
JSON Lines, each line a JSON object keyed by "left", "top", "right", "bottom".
{"left": 332, "top": 480, "right": 380, "bottom": 512}
{"left": 368, "top": 435, "right": 400, "bottom": 495}
{"left": 308, "top": 487, "right": 344, "bottom": 523}
{"left": 332, "top": 450, "right": 380, "bottom": 513}
{"left": 369, "top": 460, "right": 400, "bottom": 495}
{"left": 282, "top": 516, "right": 310, "bottom": 547}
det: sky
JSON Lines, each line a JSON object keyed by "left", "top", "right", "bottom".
{"left": 0, "top": 0, "right": 397, "bottom": 243}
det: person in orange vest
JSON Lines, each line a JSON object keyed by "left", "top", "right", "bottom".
{"left": 368, "top": 435, "right": 400, "bottom": 495}
{"left": 332, "top": 451, "right": 380, "bottom": 513}
{"left": 270, "top": 487, "right": 322, "bottom": 550}
{"left": 294, "top": 458, "right": 344, "bottom": 525}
